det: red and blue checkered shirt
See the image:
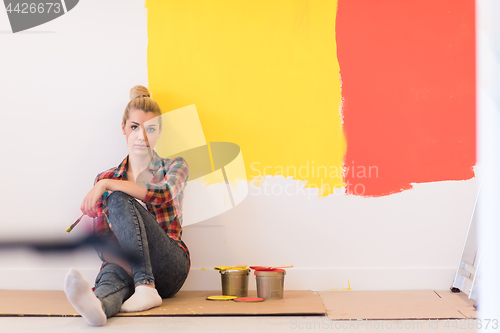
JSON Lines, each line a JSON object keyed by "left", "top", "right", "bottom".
{"left": 93, "top": 151, "right": 190, "bottom": 263}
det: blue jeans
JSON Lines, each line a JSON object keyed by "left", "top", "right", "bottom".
{"left": 93, "top": 191, "right": 190, "bottom": 318}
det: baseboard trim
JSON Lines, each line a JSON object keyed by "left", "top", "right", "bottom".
{"left": 0, "top": 267, "right": 456, "bottom": 291}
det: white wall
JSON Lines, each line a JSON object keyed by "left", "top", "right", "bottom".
{"left": 182, "top": 178, "right": 477, "bottom": 291}
{"left": 477, "top": 0, "right": 500, "bottom": 326}
{"left": 0, "top": 1, "right": 477, "bottom": 291}
{"left": 0, "top": 0, "right": 148, "bottom": 240}
{"left": 0, "top": 0, "right": 148, "bottom": 287}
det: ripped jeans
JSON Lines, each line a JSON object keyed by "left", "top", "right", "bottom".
{"left": 93, "top": 191, "right": 190, "bottom": 318}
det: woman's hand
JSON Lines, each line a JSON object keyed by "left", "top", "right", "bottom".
{"left": 81, "top": 179, "right": 108, "bottom": 218}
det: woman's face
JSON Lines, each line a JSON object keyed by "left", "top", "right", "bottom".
{"left": 122, "top": 109, "right": 161, "bottom": 157}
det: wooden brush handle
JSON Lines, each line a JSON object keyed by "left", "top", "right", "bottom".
{"left": 66, "top": 213, "right": 84, "bottom": 233}
{"left": 271, "top": 265, "right": 294, "bottom": 269}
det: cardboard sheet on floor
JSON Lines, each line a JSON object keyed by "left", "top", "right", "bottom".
{"left": 434, "top": 290, "right": 477, "bottom": 319}
{"left": 0, "top": 290, "right": 325, "bottom": 317}
{"left": 319, "top": 290, "right": 467, "bottom": 320}
{"left": 119, "top": 290, "right": 325, "bottom": 316}
{"left": 0, "top": 290, "right": 79, "bottom": 316}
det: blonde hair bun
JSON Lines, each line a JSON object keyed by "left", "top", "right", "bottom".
{"left": 123, "top": 85, "right": 162, "bottom": 129}
{"left": 129, "top": 85, "right": 151, "bottom": 100}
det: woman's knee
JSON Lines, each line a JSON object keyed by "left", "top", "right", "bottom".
{"left": 107, "top": 191, "right": 132, "bottom": 209}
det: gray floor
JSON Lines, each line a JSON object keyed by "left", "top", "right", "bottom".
{"left": 0, "top": 316, "right": 479, "bottom": 333}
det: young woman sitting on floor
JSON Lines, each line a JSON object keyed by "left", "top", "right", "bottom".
{"left": 63, "top": 85, "right": 190, "bottom": 326}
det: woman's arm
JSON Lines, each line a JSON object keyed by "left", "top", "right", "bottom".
{"left": 142, "top": 157, "right": 189, "bottom": 205}
{"left": 104, "top": 179, "right": 148, "bottom": 201}
{"left": 81, "top": 179, "right": 147, "bottom": 218}
{"left": 82, "top": 157, "right": 188, "bottom": 217}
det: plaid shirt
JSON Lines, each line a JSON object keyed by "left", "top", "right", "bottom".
{"left": 93, "top": 151, "right": 190, "bottom": 263}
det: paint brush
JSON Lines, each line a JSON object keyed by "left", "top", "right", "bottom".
{"left": 66, "top": 213, "right": 84, "bottom": 233}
